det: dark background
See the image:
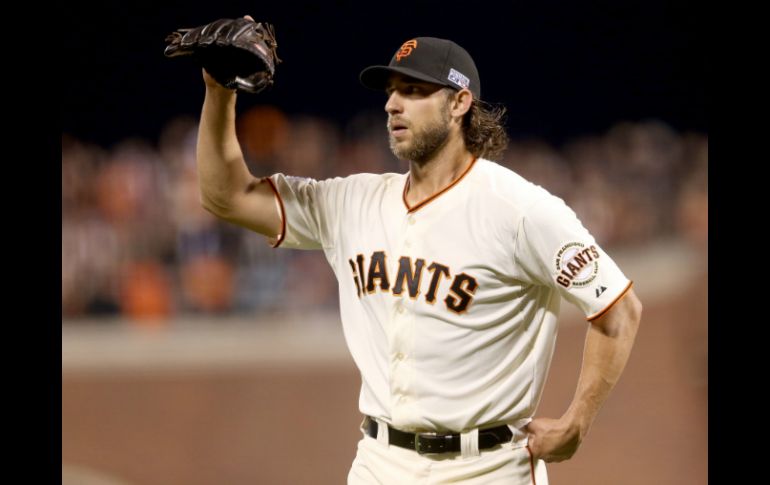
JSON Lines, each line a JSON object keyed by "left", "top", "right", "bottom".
{"left": 61, "top": 0, "right": 707, "bottom": 148}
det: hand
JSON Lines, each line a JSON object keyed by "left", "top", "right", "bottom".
{"left": 202, "top": 68, "right": 229, "bottom": 90}
{"left": 524, "top": 417, "right": 584, "bottom": 463}
{"left": 188, "top": 14, "right": 278, "bottom": 94}
{"left": 201, "top": 14, "right": 255, "bottom": 90}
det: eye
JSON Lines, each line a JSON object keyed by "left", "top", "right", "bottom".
{"left": 385, "top": 85, "right": 423, "bottom": 97}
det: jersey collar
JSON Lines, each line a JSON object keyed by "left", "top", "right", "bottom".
{"left": 402, "top": 157, "right": 478, "bottom": 213}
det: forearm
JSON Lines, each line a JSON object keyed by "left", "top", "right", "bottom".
{"left": 565, "top": 293, "right": 642, "bottom": 436}
{"left": 196, "top": 85, "right": 254, "bottom": 215}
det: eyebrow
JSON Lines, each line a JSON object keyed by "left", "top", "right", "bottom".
{"left": 385, "top": 79, "right": 432, "bottom": 92}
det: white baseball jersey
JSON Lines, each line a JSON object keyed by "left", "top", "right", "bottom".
{"left": 266, "top": 157, "right": 632, "bottom": 433}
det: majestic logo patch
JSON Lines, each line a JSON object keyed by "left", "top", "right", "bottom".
{"left": 554, "top": 242, "right": 600, "bottom": 289}
{"left": 396, "top": 40, "right": 418, "bottom": 61}
{"left": 448, "top": 68, "right": 470, "bottom": 89}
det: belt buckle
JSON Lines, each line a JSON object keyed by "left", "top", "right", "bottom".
{"left": 414, "top": 433, "right": 428, "bottom": 454}
{"left": 414, "top": 432, "right": 449, "bottom": 455}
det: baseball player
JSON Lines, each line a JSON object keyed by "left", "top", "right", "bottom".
{"left": 194, "top": 30, "right": 642, "bottom": 484}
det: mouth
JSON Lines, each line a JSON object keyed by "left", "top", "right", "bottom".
{"left": 389, "top": 120, "right": 409, "bottom": 137}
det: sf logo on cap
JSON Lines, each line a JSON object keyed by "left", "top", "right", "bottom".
{"left": 396, "top": 40, "right": 418, "bottom": 61}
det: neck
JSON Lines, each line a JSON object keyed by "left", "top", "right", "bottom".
{"left": 407, "top": 137, "right": 474, "bottom": 204}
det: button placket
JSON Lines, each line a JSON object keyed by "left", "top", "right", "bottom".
{"left": 391, "top": 211, "right": 419, "bottom": 418}
{"left": 390, "top": 297, "right": 414, "bottom": 413}
{"left": 402, "top": 212, "right": 418, "bottom": 253}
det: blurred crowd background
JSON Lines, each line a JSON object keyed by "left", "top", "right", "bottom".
{"left": 62, "top": 108, "right": 708, "bottom": 322}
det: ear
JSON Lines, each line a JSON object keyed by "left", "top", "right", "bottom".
{"left": 449, "top": 88, "right": 473, "bottom": 118}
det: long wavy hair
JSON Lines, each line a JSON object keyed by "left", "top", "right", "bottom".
{"left": 461, "top": 98, "right": 510, "bottom": 161}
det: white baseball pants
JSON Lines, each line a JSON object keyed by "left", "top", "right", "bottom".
{"left": 347, "top": 419, "right": 549, "bottom": 485}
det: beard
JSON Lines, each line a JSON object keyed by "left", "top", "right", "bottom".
{"left": 389, "top": 105, "right": 451, "bottom": 164}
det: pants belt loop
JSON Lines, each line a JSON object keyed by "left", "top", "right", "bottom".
{"left": 375, "top": 418, "right": 389, "bottom": 446}
{"left": 460, "top": 427, "right": 480, "bottom": 458}
{"left": 507, "top": 418, "right": 531, "bottom": 448}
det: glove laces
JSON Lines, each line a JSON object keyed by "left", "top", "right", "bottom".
{"left": 261, "top": 23, "right": 282, "bottom": 65}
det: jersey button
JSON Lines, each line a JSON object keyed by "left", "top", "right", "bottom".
{"left": 397, "top": 305, "right": 405, "bottom": 314}
{"left": 395, "top": 352, "right": 405, "bottom": 361}
{"left": 408, "top": 216, "right": 416, "bottom": 225}
{"left": 404, "top": 239, "right": 411, "bottom": 248}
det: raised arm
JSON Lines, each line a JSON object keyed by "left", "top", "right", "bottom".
{"left": 526, "top": 287, "right": 643, "bottom": 462}
{"left": 196, "top": 68, "right": 282, "bottom": 238}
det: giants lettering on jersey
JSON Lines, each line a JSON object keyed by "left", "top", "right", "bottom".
{"left": 348, "top": 251, "right": 478, "bottom": 314}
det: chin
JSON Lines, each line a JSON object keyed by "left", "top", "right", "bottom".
{"left": 389, "top": 141, "right": 410, "bottom": 159}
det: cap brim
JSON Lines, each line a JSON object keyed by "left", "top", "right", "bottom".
{"left": 359, "top": 65, "right": 454, "bottom": 92}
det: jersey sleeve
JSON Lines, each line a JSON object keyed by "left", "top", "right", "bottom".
{"left": 513, "top": 196, "right": 632, "bottom": 320}
{"left": 266, "top": 173, "right": 346, "bottom": 250}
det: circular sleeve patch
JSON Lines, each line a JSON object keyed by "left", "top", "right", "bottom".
{"left": 554, "top": 242, "right": 600, "bottom": 289}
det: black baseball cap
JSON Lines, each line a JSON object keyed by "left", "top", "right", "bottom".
{"left": 360, "top": 37, "right": 481, "bottom": 99}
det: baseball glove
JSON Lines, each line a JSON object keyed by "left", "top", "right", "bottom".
{"left": 164, "top": 18, "right": 281, "bottom": 94}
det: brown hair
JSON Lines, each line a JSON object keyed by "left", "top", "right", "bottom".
{"left": 461, "top": 98, "right": 509, "bottom": 160}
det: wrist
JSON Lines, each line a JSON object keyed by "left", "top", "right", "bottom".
{"left": 204, "top": 85, "right": 238, "bottom": 112}
{"left": 563, "top": 404, "right": 596, "bottom": 437}
{"left": 206, "top": 83, "right": 237, "bottom": 97}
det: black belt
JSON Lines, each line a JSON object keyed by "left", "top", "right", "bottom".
{"left": 363, "top": 415, "right": 513, "bottom": 454}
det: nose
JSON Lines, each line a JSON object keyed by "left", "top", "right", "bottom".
{"left": 385, "top": 91, "right": 402, "bottom": 115}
